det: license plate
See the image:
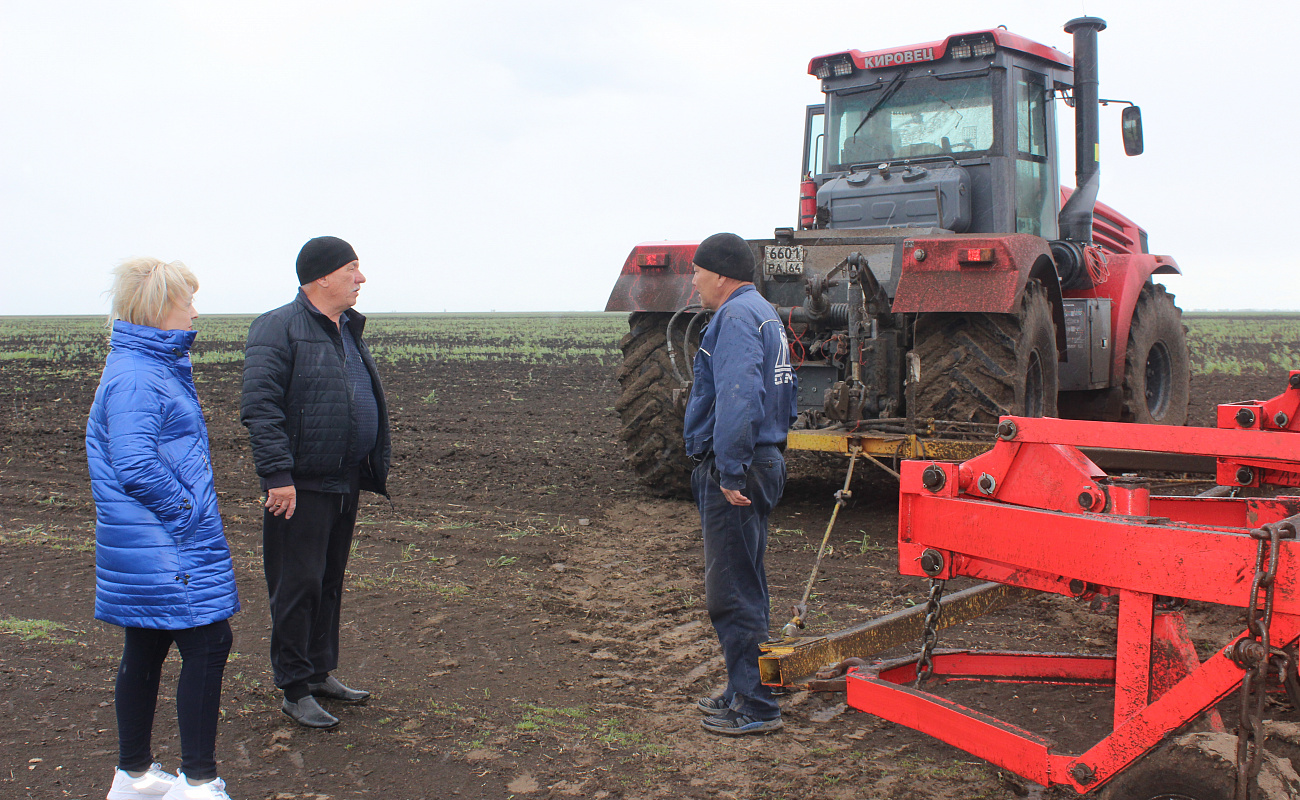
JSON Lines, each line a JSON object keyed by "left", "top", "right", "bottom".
{"left": 764, "top": 244, "right": 805, "bottom": 277}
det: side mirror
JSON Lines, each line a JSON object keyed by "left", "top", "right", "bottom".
{"left": 1121, "top": 105, "right": 1144, "bottom": 156}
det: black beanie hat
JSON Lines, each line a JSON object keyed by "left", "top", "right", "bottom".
{"left": 693, "top": 232, "right": 755, "bottom": 282}
{"left": 296, "top": 236, "right": 358, "bottom": 285}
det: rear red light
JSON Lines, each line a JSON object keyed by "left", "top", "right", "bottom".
{"left": 635, "top": 253, "right": 669, "bottom": 268}
{"left": 958, "top": 247, "right": 996, "bottom": 265}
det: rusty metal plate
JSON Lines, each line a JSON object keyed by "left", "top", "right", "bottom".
{"left": 759, "top": 582, "right": 1033, "bottom": 688}
{"left": 786, "top": 429, "right": 991, "bottom": 461}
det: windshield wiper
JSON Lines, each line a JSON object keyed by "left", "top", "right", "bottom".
{"left": 852, "top": 70, "right": 909, "bottom": 137}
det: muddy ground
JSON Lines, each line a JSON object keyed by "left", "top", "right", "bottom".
{"left": 0, "top": 337, "right": 1293, "bottom": 799}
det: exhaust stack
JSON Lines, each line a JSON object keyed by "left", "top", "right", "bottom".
{"left": 1057, "top": 16, "right": 1106, "bottom": 244}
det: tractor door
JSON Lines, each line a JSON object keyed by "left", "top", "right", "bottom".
{"left": 1014, "top": 68, "right": 1059, "bottom": 238}
{"left": 802, "top": 104, "right": 825, "bottom": 178}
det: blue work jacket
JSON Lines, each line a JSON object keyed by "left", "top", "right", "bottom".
{"left": 684, "top": 285, "right": 799, "bottom": 490}
{"left": 86, "top": 322, "right": 239, "bottom": 629}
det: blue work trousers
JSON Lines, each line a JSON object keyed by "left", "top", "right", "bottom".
{"left": 692, "top": 445, "right": 786, "bottom": 720}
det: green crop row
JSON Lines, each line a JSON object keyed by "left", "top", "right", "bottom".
{"left": 0, "top": 313, "right": 628, "bottom": 365}
{"left": 1, "top": 312, "right": 1295, "bottom": 374}
{"left": 1183, "top": 313, "right": 1300, "bottom": 375}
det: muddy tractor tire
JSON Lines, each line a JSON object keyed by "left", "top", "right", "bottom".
{"left": 1097, "top": 732, "right": 1300, "bottom": 800}
{"left": 615, "top": 311, "right": 699, "bottom": 497}
{"left": 911, "top": 279, "right": 1059, "bottom": 423}
{"left": 1121, "top": 282, "right": 1190, "bottom": 425}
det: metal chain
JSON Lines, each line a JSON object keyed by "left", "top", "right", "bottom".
{"left": 1234, "top": 518, "right": 1297, "bottom": 800}
{"left": 914, "top": 578, "right": 946, "bottom": 687}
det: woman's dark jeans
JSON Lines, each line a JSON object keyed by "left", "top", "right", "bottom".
{"left": 116, "top": 619, "right": 231, "bottom": 780}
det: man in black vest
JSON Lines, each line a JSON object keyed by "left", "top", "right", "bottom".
{"left": 241, "top": 236, "right": 391, "bottom": 729}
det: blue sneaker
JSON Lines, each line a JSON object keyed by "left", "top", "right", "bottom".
{"left": 696, "top": 694, "right": 733, "bottom": 715}
{"left": 700, "top": 709, "right": 783, "bottom": 736}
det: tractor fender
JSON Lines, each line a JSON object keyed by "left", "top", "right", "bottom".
{"left": 892, "top": 234, "right": 1067, "bottom": 354}
{"left": 1073, "top": 252, "right": 1181, "bottom": 385}
{"left": 604, "top": 241, "right": 702, "bottom": 312}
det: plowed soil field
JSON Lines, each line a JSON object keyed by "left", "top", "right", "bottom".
{"left": 0, "top": 313, "right": 1295, "bottom": 800}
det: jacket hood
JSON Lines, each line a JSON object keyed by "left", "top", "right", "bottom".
{"left": 110, "top": 321, "right": 197, "bottom": 358}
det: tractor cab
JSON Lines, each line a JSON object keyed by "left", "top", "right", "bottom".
{"left": 804, "top": 28, "right": 1087, "bottom": 239}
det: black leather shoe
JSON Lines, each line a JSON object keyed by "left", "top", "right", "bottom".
{"left": 307, "top": 675, "right": 370, "bottom": 703}
{"left": 282, "top": 695, "right": 340, "bottom": 728}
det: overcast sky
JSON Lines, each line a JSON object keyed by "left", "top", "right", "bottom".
{"left": 2, "top": 0, "right": 1296, "bottom": 315}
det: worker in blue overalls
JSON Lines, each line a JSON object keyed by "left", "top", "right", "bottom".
{"left": 684, "top": 232, "right": 799, "bottom": 735}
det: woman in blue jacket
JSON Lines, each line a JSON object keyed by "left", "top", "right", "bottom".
{"left": 87, "top": 258, "right": 239, "bottom": 800}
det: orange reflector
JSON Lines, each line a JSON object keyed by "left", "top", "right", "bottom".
{"left": 635, "top": 253, "right": 669, "bottom": 268}
{"left": 958, "top": 247, "right": 996, "bottom": 265}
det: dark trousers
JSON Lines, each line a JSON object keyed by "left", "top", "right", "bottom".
{"left": 692, "top": 446, "right": 786, "bottom": 720}
{"left": 263, "top": 488, "right": 359, "bottom": 698}
{"left": 116, "top": 619, "right": 232, "bottom": 780}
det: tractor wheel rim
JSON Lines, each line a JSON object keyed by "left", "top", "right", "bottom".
{"left": 1144, "top": 341, "right": 1172, "bottom": 418}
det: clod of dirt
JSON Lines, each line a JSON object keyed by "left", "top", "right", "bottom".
{"left": 547, "top": 780, "right": 588, "bottom": 796}
{"left": 464, "top": 749, "right": 501, "bottom": 762}
{"left": 506, "top": 773, "right": 539, "bottom": 793}
{"left": 809, "top": 702, "right": 847, "bottom": 722}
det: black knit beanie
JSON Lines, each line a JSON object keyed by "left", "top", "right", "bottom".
{"left": 693, "top": 232, "right": 755, "bottom": 282}
{"left": 296, "top": 236, "right": 358, "bottom": 285}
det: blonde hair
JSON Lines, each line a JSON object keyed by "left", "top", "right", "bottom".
{"left": 109, "top": 258, "right": 199, "bottom": 328}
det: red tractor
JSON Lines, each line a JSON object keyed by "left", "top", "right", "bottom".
{"left": 606, "top": 17, "right": 1189, "bottom": 495}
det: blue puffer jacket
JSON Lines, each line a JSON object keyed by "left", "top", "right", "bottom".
{"left": 86, "top": 322, "right": 239, "bottom": 629}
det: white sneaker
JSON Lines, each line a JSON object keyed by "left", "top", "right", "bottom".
{"left": 160, "top": 774, "right": 231, "bottom": 800}
{"left": 107, "top": 763, "right": 177, "bottom": 799}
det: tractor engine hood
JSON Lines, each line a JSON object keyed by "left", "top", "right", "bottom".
{"left": 818, "top": 164, "right": 971, "bottom": 232}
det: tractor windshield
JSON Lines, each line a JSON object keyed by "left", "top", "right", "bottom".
{"left": 826, "top": 74, "right": 995, "bottom": 169}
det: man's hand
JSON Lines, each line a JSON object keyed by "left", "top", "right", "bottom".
{"left": 266, "top": 485, "right": 297, "bottom": 519}
{"left": 721, "top": 487, "right": 751, "bottom": 507}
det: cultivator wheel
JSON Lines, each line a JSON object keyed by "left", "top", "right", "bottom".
{"left": 1122, "top": 282, "right": 1190, "bottom": 425}
{"left": 1097, "top": 732, "right": 1300, "bottom": 800}
{"left": 910, "top": 279, "right": 1059, "bottom": 423}
{"left": 615, "top": 311, "right": 699, "bottom": 497}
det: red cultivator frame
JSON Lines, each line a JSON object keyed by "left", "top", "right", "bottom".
{"left": 845, "top": 372, "right": 1300, "bottom": 795}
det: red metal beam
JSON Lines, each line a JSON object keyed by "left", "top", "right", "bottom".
{"left": 1004, "top": 415, "right": 1299, "bottom": 462}
{"left": 897, "top": 475, "right": 1300, "bottom": 614}
{"left": 1147, "top": 496, "right": 1300, "bottom": 529}
{"left": 847, "top": 671, "right": 1058, "bottom": 786}
{"left": 1114, "top": 591, "right": 1153, "bottom": 726}
{"left": 1068, "top": 617, "right": 1300, "bottom": 790}
{"left": 873, "top": 650, "right": 1116, "bottom": 684}
{"left": 847, "top": 618, "right": 1300, "bottom": 792}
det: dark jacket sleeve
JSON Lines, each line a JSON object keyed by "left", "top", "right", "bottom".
{"left": 240, "top": 312, "right": 295, "bottom": 487}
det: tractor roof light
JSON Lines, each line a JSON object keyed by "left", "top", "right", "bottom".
{"left": 950, "top": 42, "right": 972, "bottom": 59}
{"left": 814, "top": 55, "right": 854, "bottom": 80}
{"left": 971, "top": 38, "right": 996, "bottom": 57}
